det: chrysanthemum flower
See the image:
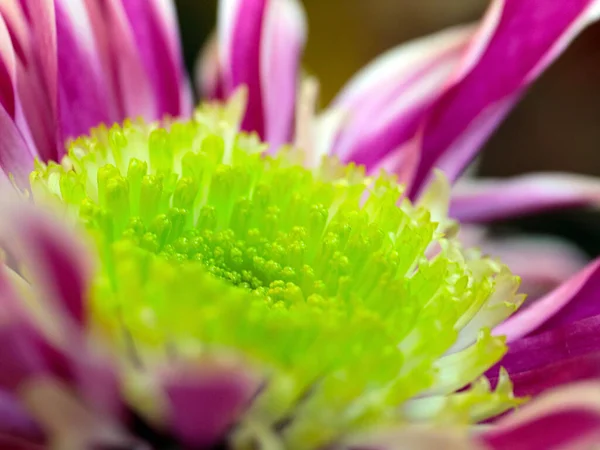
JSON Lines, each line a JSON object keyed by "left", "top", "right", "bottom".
{"left": 0, "top": 0, "right": 599, "bottom": 448}
{"left": 199, "top": 0, "right": 600, "bottom": 298}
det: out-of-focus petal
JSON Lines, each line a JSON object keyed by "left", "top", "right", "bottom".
{"left": 409, "top": 0, "right": 600, "bottom": 197}
{"left": 0, "top": 391, "right": 43, "bottom": 446}
{"left": 52, "top": 0, "right": 114, "bottom": 142}
{"left": 489, "top": 316, "right": 600, "bottom": 397}
{"left": 338, "top": 428, "right": 483, "bottom": 450}
{"left": 162, "top": 362, "right": 259, "bottom": 448}
{"left": 494, "top": 259, "right": 600, "bottom": 342}
{"left": 120, "top": 0, "right": 192, "bottom": 118}
{"left": 479, "top": 381, "right": 600, "bottom": 449}
{"left": 216, "top": 0, "right": 306, "bottom": 146}
{"left": 450, "top": 173, "right": 600, "bottom": 223}
{"left": 195, "top": 32, "right": 225, "bottom": 101}
{"left": 219, "top": 0, "right": 267, "bottom": 136}
{"left": 261, "top": 0, "right": 306, "bottom": 150}
{"left": 0, "top": 200, "right": 94, "bottom": 328}
{"left": 329, "top": 25, "right": 474, "bottom": 168}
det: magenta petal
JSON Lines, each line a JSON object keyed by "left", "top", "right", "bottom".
{"left": 0, "top": 104, "right": 34, "bottom": 186}
{"left": 450, "top": 173, "right": 600, "bottom": 223}
{"left": 121, "top": 0, "right": 191, "bottom": 118}
{"left": 330, "top": 26, "right": 474, "bottom": 169}
{"left": 261, "top": 0, "right": 306, "bottom": 151}
{"left": 495, "top": 259, "right": 600, "bottom": 342}
{"left": 410, "top": 0, "right": 600, "bottom": 197}
{"left": 0, "top": 200, "right": 94, "bottom": 328}
{"left": 480, "top": 381, "right": 600, "bottom": 449}
{"left": 220, "top": 0, "right": 268, "bottom": 136}
{"left": 54, "top": 0, "right": 115, "bottom": 141}
{"left": 0, "top": 391, "right": 44, "bottom": 446}
{"left": 489, "top": 315, "right": 600, "bottom": 397}
{"left": 164, "top": 364, "right": 258, "bottom": 447}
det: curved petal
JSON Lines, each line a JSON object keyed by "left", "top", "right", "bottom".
{"left": 477, "top": 233, "right": 588, "bottom": 298}
{"left": 0, "top": 391, "right": 43, "bottom": 446}
{"left": 494, "top": 259, "right": 600, "bottom": 342}
{"left": 409, "top": 0, "right": 600, "bottom": 198}
{"left": 261, "top": 0, "right": 306, "bottom": 150}
{"left": 450, "top": 173, "right": 600, "bottom": 223}
{"left": 161, "top": 361, "right": 259, "bottom": 447}
{"left": 120, "top": 0, "right": 192, "bottom": 118}
{"left": 479, "top": 381, "right": 600, "bottom": 449}
{"left": 0, "top": 199, "right": 94, "bottom": 329}
{"left": 216, "top": 0, "right": 306, "bottom": 145}
{"left": 328, "top": 25, "right": 474, "bottom": 168}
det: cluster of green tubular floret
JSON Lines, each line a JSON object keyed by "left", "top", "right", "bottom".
{"left": 29, "top": 98, "right": 524, "bottom": 448}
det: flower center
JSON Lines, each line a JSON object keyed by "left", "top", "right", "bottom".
{"left": 29, "top": 97, "right": 525, "bottom": 447}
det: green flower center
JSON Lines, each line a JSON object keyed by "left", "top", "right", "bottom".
{"left": 30, "top": 96, "right": 525, "bottom": 447}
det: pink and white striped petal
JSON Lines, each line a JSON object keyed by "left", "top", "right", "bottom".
{"left": 494, "top": 258, "right": 600, "bottom": 342}
{"left": 479, "top": 381, "right": 600, "bottom": 449}
{"left": 450, "top": 173, "right": 600, "bottom": 223}
{"left": 409, "top": 0, "right": 600, "bottom": 197}
{"left": 119, "top": 0, "right": 192, "bottom": 118}
{"left": 328, "top": 25, "right": 474, "bottom": 167}
{"left": 214, "top": 0, "right": 306, "bottom": 146}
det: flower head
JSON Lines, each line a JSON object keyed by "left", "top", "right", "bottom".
{"left": 1, "top": 0, "right": 600, "bottom": 448}
{"left": 0, "top": 93, "right": 531, "bottom": 447}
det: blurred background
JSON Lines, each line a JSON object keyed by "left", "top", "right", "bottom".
{"left": 174, "top": 0, "right": 600, "bottom": 257}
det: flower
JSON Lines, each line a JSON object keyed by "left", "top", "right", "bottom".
{"left": 0, "top": 0, "right": 599, "bottom": 448}
{"left": 0, "top": 96, "right": 527, "bottom": 447}
{"left": 200, "top": 0, "right": 600, "bottom": 298}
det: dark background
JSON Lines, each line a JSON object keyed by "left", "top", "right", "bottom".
{"left": 174, "top": 0, "right": 600, "bottom": 257}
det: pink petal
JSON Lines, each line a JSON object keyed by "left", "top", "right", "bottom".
{"left": 0, "top": 104, "right": 35, "bottom": 186}
{"left": 329, "top": 25, "right": 474, "bottom": 167}
{"left": 494, "top": 259, "right": 600, "bottom": 342}
{"left": 0, "top": 391, "right": 44, "bottom": 446}
{"left": 475, "top": 234, "right": 588, "bottom": 298}
{"left": 220, "top": 0, "right": 268, "bottom": 136}
{"left": 261, "top": 0, "right": 306, "bottom": 150}
{"left": 162, "top": 362, "right": 258, "bottom": 447}
{"left": 450, "top": 173, "right": 600, "bottom": 223}
{"left": 120, "top": 0, "right": 192, "bottom": 118}
{"left": 409, "top": 0, "right": 600, "bottom": 198}
{"left": 480, "top": 381, "right": 600, "bottom": 449}
{"left": 0, "top": 199, "right": 94, "bottom": 328}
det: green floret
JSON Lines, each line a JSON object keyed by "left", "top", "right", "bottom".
{"left": 30, "top": 94, "right": 525, "bottom": 448}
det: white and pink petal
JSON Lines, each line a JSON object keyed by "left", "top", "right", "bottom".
{"left": 409, "top": 0, "right": 600, "bottom": 197}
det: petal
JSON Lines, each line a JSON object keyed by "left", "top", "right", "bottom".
{"left": 0, "top": 197, "right": 94, "bottom": 329}
{"left": 219, "top": 0, "right": 267, "bottom": 136}
{"left": 339, "top": 428, "right": 483, "bottom": 450}
{"left": 217, "top": 0, "right": 306, "bottom": 145}
{"left": 489, "top": 317, "right": 600, "bottom": 398}
{"left": 494, "top": 259, "right": 600, "bottom": 342}
{"left": 450, "top": 173, "right": 600, "bottom": 223}
{"left": 53, "top": 0, "right": 114, "bottom": 141}
{"left": 120, "top": 0, "right": 192, "bottom": 118}
{"left": 479, "top": 381, "right": 600, "bottom": 449}
{"left": 329, "top": 25, "right": 474, "bottom": 167}
{"left": 0, "top": 103, "right": 34, "bottom": 186}
{"left": 162, "top": 362, "right": 259, "bottom": 447}
{"left": 475, "top": 234, "right": 588, "bottom": 298}
{"left": 195, "top": 32, "right": 225, "bottom": 101}
{"left": 409, "top": 0, "right": 600, "bottom": 198}
{"left": 82, "top": 0, "right": 154, "bottom": 120}
{"left": 260, "top": 0, "right": 306, "bottom": 150}
{"left": 0, "top": 390, "right": 44, "bottom": 447}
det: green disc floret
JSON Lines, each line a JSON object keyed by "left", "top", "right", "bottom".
{"left": 30, "top": 96, "right": 525, "bottom": 448}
